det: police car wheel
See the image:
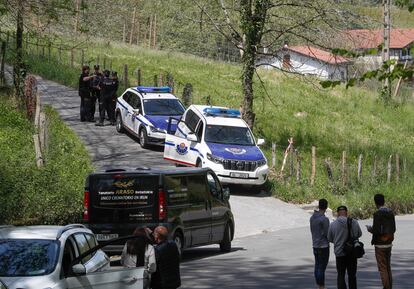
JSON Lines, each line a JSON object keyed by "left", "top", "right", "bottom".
{"left": 116, "top": 113, "right": 125, "bottom": 133}
{"left": 139, "top": 128, "right": 149, "bottom": 149}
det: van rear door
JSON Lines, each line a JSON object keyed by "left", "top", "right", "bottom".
{"left": 87, "top": 173, "right": 159, "bottom": 241}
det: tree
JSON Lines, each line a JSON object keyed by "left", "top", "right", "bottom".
{"left": 192, "top": 0, "right": 347, "bottom": 130}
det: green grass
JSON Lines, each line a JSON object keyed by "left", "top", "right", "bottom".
{"left": 352, "top": 5, "right": 414, "bottom": 28}
{"left": 0, "top": 92, "right": 93, "bottom": 225}
{"left": 11, "top": 36, "right": 414, "bottom": 219}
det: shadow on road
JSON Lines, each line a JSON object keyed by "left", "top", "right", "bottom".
{"left": 182, "top": 246, "right": 245, "bottom": 263}
{"left": 227, "top": 184, "right": 271, "bottom": 197}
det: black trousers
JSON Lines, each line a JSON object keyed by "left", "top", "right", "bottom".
{"left": 90, "top": 89, "right": 100, "bottom": 120}
{"left": 99, "top": 96, "right": 114, "bottom": 124}
{"left": 80, "top": 94, "right": 92, "bottom": 121}
{"left": 336, "top": 255, "right": 357, "bottom": 289}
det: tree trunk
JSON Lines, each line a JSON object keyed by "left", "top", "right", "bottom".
{"left": 14, "top": 0, "right": 24, "bottom": 103}
{"left": 241, "top": 50, "right": 256, "bottom": 129}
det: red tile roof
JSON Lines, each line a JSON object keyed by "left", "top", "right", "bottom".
{"left": 343, "top": 28, "right": 414, "bottom": 49}
{"left": 286, "top": 46, "right": 351, "bottom": 65}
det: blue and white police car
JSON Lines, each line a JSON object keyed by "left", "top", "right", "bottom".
{"left": 115, "top": 86, "right": 185, "bottom": 148}
{"left": 163, "top": 105, "right": 269, "bottom": 187}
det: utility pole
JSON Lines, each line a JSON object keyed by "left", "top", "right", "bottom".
{"left": 382, "top": 0, "right": 391, "bottom": 101}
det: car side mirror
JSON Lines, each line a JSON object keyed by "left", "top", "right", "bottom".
{"left": 72, "top": 264, "right": 86, "bottom": 276}
{"left": 257, "top": 138, "right": 265, "bottom": 146}
{"left": 223, "top": 187, "right": 230, "bottom": 201}
{"left": 186, "top": 132, "right": 198, "bottom": 142}
{"left": 133, "top": 108, "right": 140, "bottom": 115}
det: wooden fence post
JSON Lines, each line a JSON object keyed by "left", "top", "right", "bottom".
{"left": 48, "top": 42, "right": 51, "bottom": 62}
{"left": 81, "top": 49, "right": 84, "bottom": 66}
{"left": 182, "top": 83, "right": 193, "bottom": 107}
{"left": 357, "top": 154, "right": 363, "bottom": 182}
{"left": 403, "top": 158, "right": 407, "bottom": 179}
{"left": 0, "top": 41, "right": 6, "bottom": 85}
{"left": 295, "top": 149, "right": 302, "bottom": 184}
{"left": 372, "top": 154, "right": 377, "bottom": 180}
{"left": 42, "top": 45, "right": 45, "bottom": 58}
{"left": 271, "top": 143, "right": 276, "bottom": 169}
{"left": 137, "top": 68, "right": 141, "bottom": 85}
{"left": 387, "top": 155, "right": 392, "bottom": 183}
{"left": 289, "top": 150, "right": 294, "bottom": 177}
{"left": 311, "top": 146, "right": 316, "bottom": 186}
{"left": 167, "top": 73, "right": 174, "bottom": 92}
{"left": 103, "top": 56, "right": 106, "bottom": 69}
{"left": 159, "top": 73, "right": 164, "bottom": 86}
{"left": 70, "top": 49, "right": 74, "bottom": 68}
{"left": 123, "top": 64, "right": 129, "bottom": 89}
{"left": 341, "top": 150, "right": 347, "bottom": 186}
{"left": 153, "top": 74, "right": 158, "bottom": 86}
{"left": 324, "top": 158, "right": 335, "bottom": 193}
{"left": 58, "top": 47, "right": 62, "bottom": 64}
{"left": 395, "top": 154, "right": 400, "bottom": 184}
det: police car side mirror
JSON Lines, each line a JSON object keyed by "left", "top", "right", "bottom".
{"left": 132, "top": 108, "right": 140, "bottom": 115}
{"left": 257, "top": 138, "right": 265, "bottom": 146}
{"left": 186, "top": 133, "right": 198, "bottom": 142}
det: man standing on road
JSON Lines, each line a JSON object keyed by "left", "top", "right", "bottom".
{"left": 90, "top": 65, "right": 103, "bottom": 121}
{"left": 310, "top": 199, "right": 330, "bottom": 289}
{"left": 78, "top": 65, "right": 94, "bottom": 122}
{"left": 151, "top": 226, "right": 181, "bottom": 289}
{"left": 367, "top": 194, "right": 396, "bottom": 289}
{"left": 328, "top": 206, "right": 362, "bottom": 289}
{"left": 96, "top": 70, "right": 116, "bottom": 126}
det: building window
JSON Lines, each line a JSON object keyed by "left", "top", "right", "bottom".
{"left": 283, "top": 54, "right": 291, "bottom": 69}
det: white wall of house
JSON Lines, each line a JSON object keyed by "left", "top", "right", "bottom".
{"left": 257, "top": 51, "right": 348, "bottom": 81}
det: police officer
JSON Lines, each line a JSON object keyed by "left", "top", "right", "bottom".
{"left": 78, "top": 65, "right": 94, "bottom": 122}
{"left": 96, "top": 70, "right": 117, "bottom": 126}
{"left": 90, "top": 64, "right": 103, "bottom": 121}
{"left": 110, "top": 71, "right": 119, "bottom": 122}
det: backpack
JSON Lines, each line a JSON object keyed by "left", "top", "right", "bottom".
{"left": 344, "top": 218, "right": 365, "bottom": 259}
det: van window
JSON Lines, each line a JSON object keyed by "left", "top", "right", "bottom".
{"left": 187, "top": 174, "right": 208, "bottom": 202}
{"left": 73, "top": 234, "right": 92, "bottom": 263}
{"left": 207, "top": 172, "right": 222, "bottom": 197}
{"left": 165, "top": 175, "right": 188, "bottom": 205}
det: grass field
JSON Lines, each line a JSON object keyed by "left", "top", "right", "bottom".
{"left": 0, "top": 91, "right": 93, "bottom": 224}
{"left": 6, "top": 34, "right": 414, "bottom": 219}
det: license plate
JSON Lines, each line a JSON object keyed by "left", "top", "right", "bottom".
{"left": 96, "top": 234, "right": 119, "bottom": 241}
{"left": 230, "top": 172, "right": 249, "bottom": 179}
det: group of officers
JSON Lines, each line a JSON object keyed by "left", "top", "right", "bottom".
{"left": 78, "top": 64, "right": 119, "bottom": 126}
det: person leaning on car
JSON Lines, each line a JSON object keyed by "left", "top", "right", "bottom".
{"left": 150, "top": 226, "right": 181, "bottom": 289}
{"left": 367, "top": 194, "right": 396, "bottom": 289}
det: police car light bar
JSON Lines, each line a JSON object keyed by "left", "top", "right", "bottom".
{"left": 136, "top": 86, "right": 171, "bottom": 93}
{"left": 203, "top": 107, "right": 241, "bottom": 118}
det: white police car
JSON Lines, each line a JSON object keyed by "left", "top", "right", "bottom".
{"left": 115, "top": 86, "right": 185, "bottom": 148}
{"left": 163, "top": 105, "right": 269, "bottom": 186}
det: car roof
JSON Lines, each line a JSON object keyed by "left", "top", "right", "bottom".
{"left": 0, "top": 225, "right": 89, "bottom": 240}
{"left": 88, "top": 167, "right": 211, "bottom": 178}
{"left": 190, "top": 105, "right": 247, "bottom": 127}
{"left": 128, "top": 88, "right": 179, "bottom": 100}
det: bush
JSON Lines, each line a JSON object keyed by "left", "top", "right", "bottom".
{"left": 0, "top": 96, "right": 92, "bottom": 225}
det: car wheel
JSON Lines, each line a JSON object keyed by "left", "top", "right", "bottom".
{"left": 116, "top": 113, "right": 125, "bottom": 133}
{"left": 139, "top": 128, "right": 149, "bottom": 149}
{"left": 173, "top": 231, "right": 184, "bottom": 259}
{"left": 220, "top": 223, "right": 232, "bottom": 253}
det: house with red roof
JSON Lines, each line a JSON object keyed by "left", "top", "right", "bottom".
{"left": 342, "top": 28, "right": 414, "bottom": 63}
{"left": 258, "top": 45, "right": 352, "bottom": 81}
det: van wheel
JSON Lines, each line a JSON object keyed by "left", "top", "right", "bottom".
{"left": 116, "top": 113, "right": 125, "bottom": 133}
{"left": 220, "top": 223, "right": 232, "bottom": 253}
{"left": 139, "top": 128, "right": 149, "bottom": 149}
{"left": 173, "top": 231, "right": 184, "bottom": 259}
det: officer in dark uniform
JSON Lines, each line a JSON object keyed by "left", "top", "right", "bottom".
{"left": 110, "top": 71, "right": 119, "bottom": 122}
{"left": 78, "top": 65, "right": 94, "bottom": 122}
{"left": 90, "top": 65, "right": 103, "bottom": 121}
{"left": 96, "top": 70, "right": 117, "bottom": 126}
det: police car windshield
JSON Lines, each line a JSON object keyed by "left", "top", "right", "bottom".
{"left": 0, "top": 239, "right": 59, "bottom": 277}
{"left": 205, "top": 125, "right": 255, "bottom": 146}
{"left": 143, "top": 99, "right": 185, "bottom": 115}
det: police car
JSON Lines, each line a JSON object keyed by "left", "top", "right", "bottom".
{"left": 163, "top": 105, "right": 269, "bottom": 186}
{"left": 115, "top": 86, "right": 185, "bottom": 148}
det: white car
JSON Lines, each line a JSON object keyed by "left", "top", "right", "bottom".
{"left": 115, "top": 86, "right": 185, "bottom": 148}
{"left": 0, "top": 224, "right": 143, "bottom": 289}
{"left": 163, "top": 105, "right": 269, "bottom": 187}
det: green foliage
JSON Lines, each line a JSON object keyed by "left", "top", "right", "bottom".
{"left": 0, "top": 96, "right": 93, "bottom": 225}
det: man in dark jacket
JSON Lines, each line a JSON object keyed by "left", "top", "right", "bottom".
{"left": 96, "top": 70, "right": 116, "bottom": 126}
{"left": 78, "top": 65, "right": 94, "bottom": 122}
{"left": 151, "top": 226, "right": 181, "bottom": 289}
{"left": 367, "top": 194, "right": 396, "bottom": 289}
{"left": 310, "top": 199, "right": 330, "bottom": 289}
{"left": 90, "top": 65, "right": 103, "bottom": 121}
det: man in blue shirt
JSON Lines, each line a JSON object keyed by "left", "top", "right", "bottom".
{"left": 310, "top": 199, "right": 330, "bottom": 289}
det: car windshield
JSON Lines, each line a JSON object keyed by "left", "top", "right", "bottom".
{"left": 204, "top": 125, "right": 255, "bottom": 146}
{"left": 0, "top": 239, "right": 59, "bottom": 277}
{"left": 143, "top": 99, "right": 185, "bottom": 115}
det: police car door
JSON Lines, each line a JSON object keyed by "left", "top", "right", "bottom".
{"left": 164, "top": 111, "right": 200, "bottom": 166}
{"left": 127, "top": 92, "right": 142, "bottom": 134}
